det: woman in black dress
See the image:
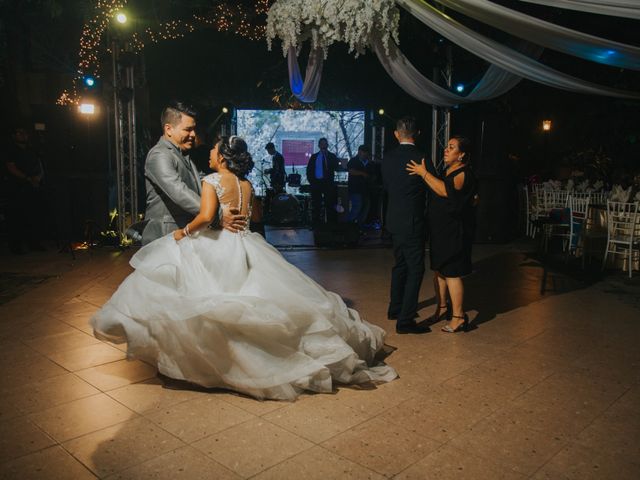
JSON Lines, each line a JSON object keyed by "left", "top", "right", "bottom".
{"left": 406, "top": 136, "right": 477, "bottom": 333}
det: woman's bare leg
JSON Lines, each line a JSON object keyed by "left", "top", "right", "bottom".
{"left": 433, "top": 271, "right": 449, "bottom": 320}
{"left": 444, "top": 276, "right": 465, "bottom": 329}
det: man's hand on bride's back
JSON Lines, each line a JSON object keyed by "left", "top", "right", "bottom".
{"left": 222, "top": 208, "right": 247, "bottom": 233}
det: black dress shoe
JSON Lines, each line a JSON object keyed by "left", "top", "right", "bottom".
{"left": 396, "top": 321, "right": 429, "bottom": 334}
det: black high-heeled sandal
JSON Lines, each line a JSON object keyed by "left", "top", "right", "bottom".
{"left": 433, "top": 303, "right": 450, "bottom": 322}
{"left": 441, "top": 314, "right": 469, "bottom": 333}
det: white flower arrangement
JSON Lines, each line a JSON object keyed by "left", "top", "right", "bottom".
{"left": 610, "top": 185, "right": 632, "bottom": 203}
{"left": 565, "top": 179, "right": 575, "bottom": 191}
{"left": 266, "top": 0, "right": 400, "bottom": 57}
{"left": 576, "top": 179, "right": 590, "bottom": 192}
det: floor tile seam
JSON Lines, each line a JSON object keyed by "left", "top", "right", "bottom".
{"left": 0, "top": 419, "right": 59, "bottom": 466}
{"left": 1, "top": 366, "right": 98, "bottom": 403}
{"left": 507, "top": 370, "right": 632, "bottom": 413}
{"left": 99, "top": 444, "right": 228, "bottom": 480}
{"left": 389, "top": 440, "right": 524, "bottom": 479}
{"left": 57, "top": 413, "right": 177, "bottom": 452}
{"left": 216, "top": 394, "right": 289, "bottom": 417}
{"left": 47, "top": 352, "right": 127, "bottom": 375}
{"left": 167, "top": 415, "right": 259, "bottom": 446}
{"left": 242, "top": 443, "right": 318, "bottom": 479}
{"left": 111, "top": 390, "right": 203, "bottom": 418}
{"left": 0, "top": 360, "right": 69, "bottom": 389}
{"left": 566, "top": 383, "right": 636, "bottom": 436}
{"left": 455, "top": 420, "right": 572, "bottom": 478}
{"left": 57, "top": 423, "right": 185, "bottom": 479}
{"left": 526, "top": 437, "right": 577, "bottom": 480}
{"left": 25, "top": 388, "right": 136, "bottom": 428}
{"left": 25, "top": 320, "right": 101, "bottom": 343}
{"left": 73, "top": 357, "right": 157, "bottom": 393}
{"left": 495, "top": 369, "right": 557, "bottom": 406}
{"left": 361, "top": 413, "right": 446, "bottom": 447}
{"left": 0, "top": 444, "right": 98, "bottom": 478}
{"left": 316, "top": 438, "right": 419, "bottom": 479}
{"left": 188, "top": 428, "right": 315, "bottom": 474}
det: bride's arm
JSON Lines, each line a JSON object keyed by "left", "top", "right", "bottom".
{"left": 173, "top": 182, "right": 218, "bottom": 241}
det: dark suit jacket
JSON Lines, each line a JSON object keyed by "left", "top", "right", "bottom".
{"left": 382, "top": 144, "right": 431, "bottom": 236}
{"left": 306, "top": 150, "right": 338, "bottom": 185}
{"left": 142, "top": 137, "right": 202, "bottom": 244}
{"left": 269, "top": 152, "right": 286, "bottom": 186}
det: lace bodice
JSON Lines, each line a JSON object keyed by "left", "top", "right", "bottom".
{"left": 203, "top": 172, "right": 253, "bottom": 233}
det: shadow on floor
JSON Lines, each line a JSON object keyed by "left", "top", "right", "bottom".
{"left": 418, "top": 250, "right": 602, "bottom": 327}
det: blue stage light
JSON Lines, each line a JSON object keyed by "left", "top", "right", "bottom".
{"left": 84, "top": 76, "right": 96, "bottom": 87}
{"left": 455, "top": 84, "right": 465, "bottom": 93}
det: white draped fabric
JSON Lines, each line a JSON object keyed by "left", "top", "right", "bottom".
{"left": 396, "top": 0, "right": 640, "bottom": 99}
{"left": 435, "top": 0, "right": 640, "bottom": 70}
{"left": 285, "top": 0, "right": 640, "bottom": 105}
{"left": 373, "top": 37, "right": 540, "bottom": 107}
{"left": 519, "top": 0, "right": 640, "bottom": 20}
{"left": 287, "top": 46, "right": 324, "bottom": 103}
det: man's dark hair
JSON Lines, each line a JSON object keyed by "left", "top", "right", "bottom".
{"left": 357, "top": 144, "right": 370, "bottom": 153}
{"left": 265, "top": 142, "right": 275, "bottom": 150}
{"left": 318, "top": 137, "right": 328, "bottom": 145}
{"left": 160, "top": 102, "right": 197, "bottom": 128}
{"left": 396, "top": 116, "right": 418, "bottom": 138}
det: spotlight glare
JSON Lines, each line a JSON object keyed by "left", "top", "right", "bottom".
{"left": 116, "top": 12, "right": 127, "bottom": 24}
{"left": 84, "top": 76, "right": 95, "bottom": 87}
{"left": 377, "top": 108, "right": 385, "bottom": 115}
{"left": 542, "top": 119, "right": 552, "bottom": 131}
{"left": 79, "top": 103, "right": 95, "bottom": 115}
{"left": 222, "top": 107, "right": 229, "bottom": 114}
{"left": 455, "top": 83, "right": 465, "bottom": 93}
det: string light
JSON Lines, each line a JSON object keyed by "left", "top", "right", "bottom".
{"left": 58, "top": 0, "right": 271, "bottom": 104}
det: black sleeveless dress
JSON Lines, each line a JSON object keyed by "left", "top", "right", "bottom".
{"left": 428, "top": 166, "right": 477, "bottom": 277}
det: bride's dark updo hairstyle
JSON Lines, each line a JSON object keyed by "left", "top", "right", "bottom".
{"left": 216, "top": 135, "right": 254, "bottom": 179}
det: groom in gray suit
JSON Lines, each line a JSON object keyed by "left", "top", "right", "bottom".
{"left": 142, "top": 102, "right": 243, "bottom": 244}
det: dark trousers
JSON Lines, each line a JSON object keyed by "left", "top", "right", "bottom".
{"left": 5, "top": 183, "right": 41, "bottom": 250}
{"left": 310, "top": 181, "right": 337, "bottom": 224}
{"left": 389, "top": 231, "right": 426, "bottom": 325}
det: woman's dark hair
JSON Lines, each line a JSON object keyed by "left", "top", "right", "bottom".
{"left": 450, "top": 134, "right": 471, "bottom": 163}
{"left": 216, "top": 135, "right": 254, "bottom": 179}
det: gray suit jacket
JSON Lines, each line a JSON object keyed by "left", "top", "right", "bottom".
{"left": 142, "top": 137, "right": 202, "bottom": 244}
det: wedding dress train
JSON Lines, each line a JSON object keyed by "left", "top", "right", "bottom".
{"left": 91, "top": 172, "right": 396, "bottom": 400}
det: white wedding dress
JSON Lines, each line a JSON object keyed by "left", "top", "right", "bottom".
{"left": 91, "top": 172, "right": 397, "bottom": 400}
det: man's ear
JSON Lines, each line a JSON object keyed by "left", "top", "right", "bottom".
{"left": 393, "top": 130, "right": 400, "bottom": 141}
{"left": 164, "top": 123, "right": 172, "bottom": 137}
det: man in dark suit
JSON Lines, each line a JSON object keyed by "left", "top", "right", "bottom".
{"left": 382, "top": 117, "right": 432, "bottom": 334}
{"left": 265, "top": 142, "right": 286, "bottom": 193}
{"left": 306, "top": 137, "right": 339, "bottom": 224}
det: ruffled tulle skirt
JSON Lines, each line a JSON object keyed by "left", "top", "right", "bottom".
{"left": 91, "top": 229, "right": 396, "bottom": 400}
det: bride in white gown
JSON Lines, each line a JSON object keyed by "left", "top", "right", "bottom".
{"left": 91, "top": 135, "right": 397, "bottom": 400}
